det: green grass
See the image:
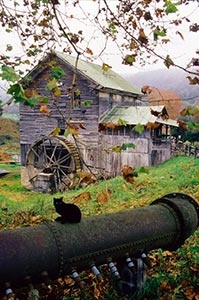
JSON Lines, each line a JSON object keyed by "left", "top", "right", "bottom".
{"left": 0, "top": 156, "right": 199, "bottom": 299}
{"left": 1, "top": 156, "right": 199, "bottom": 215}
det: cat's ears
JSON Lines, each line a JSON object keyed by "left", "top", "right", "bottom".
{"left": 53, "top": 197, "right": 63, "bottom": 200}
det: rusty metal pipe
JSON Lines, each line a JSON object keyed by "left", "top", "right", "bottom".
{"left": 0, "top": 193, "right": 198, "bottom": 286}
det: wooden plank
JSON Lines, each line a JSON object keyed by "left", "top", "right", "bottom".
{"left": 0, "top": 169, "right": 10, "bottom": 176}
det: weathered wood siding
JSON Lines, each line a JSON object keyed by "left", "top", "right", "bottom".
{"left": 97, "top": 129, "right": 172, "bottom": 176}
{"left": 151, "top": 144, "right": 171, "bottom": 165}
{"left": 20, "top": 55, "right": 140, "bottom": 172}
{"left": 98, "top": 131, "right": 151, "bottom": 176}
{"left": 98, "top": 91, "right": 140, "bottom": 116}
{"left": 20, "top": 56, "right": 99, "bottom": 165}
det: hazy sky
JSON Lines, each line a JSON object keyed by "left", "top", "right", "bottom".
{"left": 0, "top": 0, "right": 198, "bottom": 75}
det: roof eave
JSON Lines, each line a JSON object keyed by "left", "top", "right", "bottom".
{"left": 99, "top": 86, "right": 143, "bottom": 97}
{"left": 156, "top": 120, "right": 179, "bottom": 127}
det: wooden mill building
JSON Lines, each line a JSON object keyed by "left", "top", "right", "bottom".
{"left": 19, "top": 52, "right": 178, "bottom": 192}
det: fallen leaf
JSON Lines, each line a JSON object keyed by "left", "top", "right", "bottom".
{"left": 76, "top": 172, "right": 96, "bottom": 187}
{"left": 122, "top": 165, "right": 135, "bottom": 184}
{"left": 73, "top": 191, "right": 91, "bottom": 204}
{"left": 96, "top": 189, "right": 112, "bottom": 204}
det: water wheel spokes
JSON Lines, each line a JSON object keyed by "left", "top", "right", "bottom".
{"left": 26, "top": 135, "right": 82, "bottom": 192}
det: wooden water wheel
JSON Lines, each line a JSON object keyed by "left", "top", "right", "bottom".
{"left": 25, "top": 135, "right": 82, "bottom": 192}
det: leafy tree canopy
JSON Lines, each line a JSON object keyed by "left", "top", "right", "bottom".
{"left": 0, "top": 0, "right": 198, "bottom": 75}
{"left": 0, "top": 0, "right": 198, "bottom": 116}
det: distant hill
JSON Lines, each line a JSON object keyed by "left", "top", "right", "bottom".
{"left": 124, "top": 68, "right": 199, "bottom": 106}
{"left": 140, "top": 86, "right": 183, "bottom": 119}
{"left": 0, "top": 79, "right": 19, "bottom": 116}
{"left": 0, "top": 117, "right": 19, "bottom": 139}
{"left": 0, "top": 116, "right": 20, "bottom": 162}
{"left": 0, "top": 79, "right": 10, "bottom": 103}
{"left": 3, "top": 103, "right": 19, "bottom": 115}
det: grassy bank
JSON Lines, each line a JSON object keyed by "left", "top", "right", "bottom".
{"left": 0, "top": 156, "right": 199, "bottom": 218}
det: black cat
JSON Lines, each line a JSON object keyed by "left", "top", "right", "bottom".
{"left": 53, "top": 197, "right": 81, "bottom": 224}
